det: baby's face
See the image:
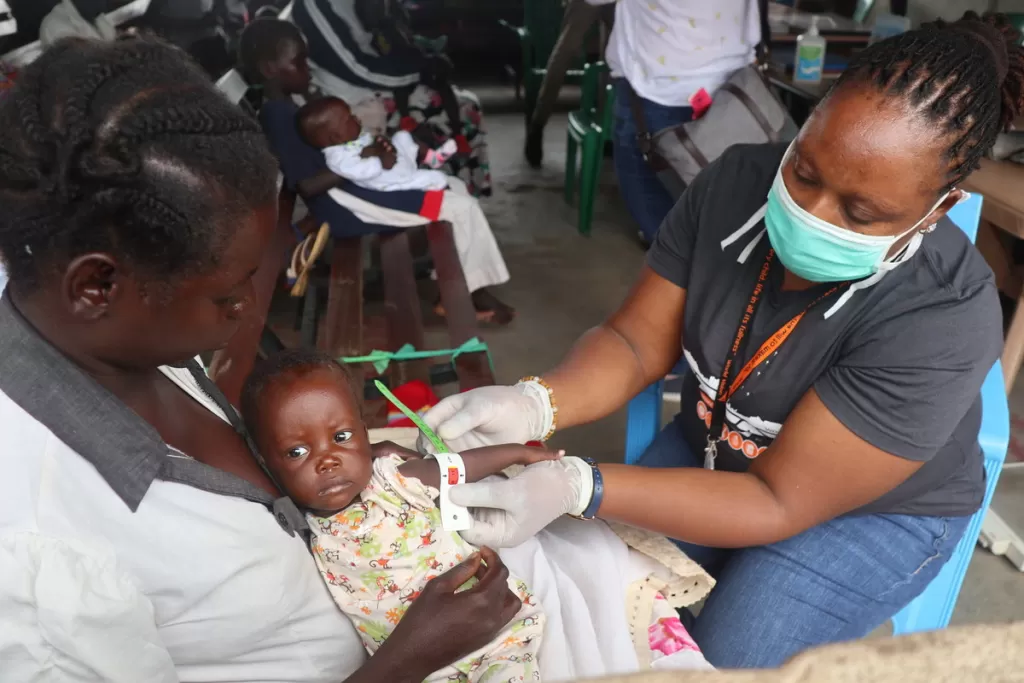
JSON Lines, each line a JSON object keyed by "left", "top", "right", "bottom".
{"left": 326, "top": 101, "right": 363, "bottom": 145}
{"left": 256, "top": 368, "right": 373, "bottom": 515}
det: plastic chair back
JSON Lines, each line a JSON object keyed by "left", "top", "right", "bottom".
{"left": 624, "top": 192, "right": 1010, "bottom": 634}
{"left": 890, "top": 192, "right": 1008, "bottom": 633}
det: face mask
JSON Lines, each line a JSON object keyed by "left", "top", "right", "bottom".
{"left": 764, "top": 164, "right": 949, "bottom": 283}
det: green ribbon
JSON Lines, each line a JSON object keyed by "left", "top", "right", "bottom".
{"left": 339, "top": 337, "right": 493, "bottom": 375}
{"left": 373, "top": 380, "right": 450, "bottom": 454}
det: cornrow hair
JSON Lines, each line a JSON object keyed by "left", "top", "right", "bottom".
{"left": 238, "top": 18, "right": 305, "bottom": 84}
{"left": 833, "top": 11, "right": 1024, "bottom": 191}
{"left": 0, "top": 36, "right": 279, "bottom": 290}
{"left": 240, "top": 348, "right": 359, "bottom": 441}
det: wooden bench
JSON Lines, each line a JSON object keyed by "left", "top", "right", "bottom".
{"left": 210, "top": 187, "right": 494, "bottom": 425}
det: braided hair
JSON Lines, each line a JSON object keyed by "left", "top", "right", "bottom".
{"left": 833, "top": 11, "right": 1024, "bottom": 192}
{"left": 0, "top": 37, "right": 279, "bottom": 290}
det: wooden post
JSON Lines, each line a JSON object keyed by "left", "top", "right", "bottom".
{"left": 427, "top": 221, "right": 494, "bottom": 389}
{"left": 379, "top": 231, "right": 429, "bottom": 386}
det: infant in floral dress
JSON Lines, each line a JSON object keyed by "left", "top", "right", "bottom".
{"left": 241, "top": 350, "right": 555, "bottom": 682}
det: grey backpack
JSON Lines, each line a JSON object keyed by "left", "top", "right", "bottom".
{"left": 631, "top": 0, "right": 798, "bottom": 199}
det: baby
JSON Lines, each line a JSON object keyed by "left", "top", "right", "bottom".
{"left": 240, "top": 349, "right": 553, "bottom": 682}
{"left": 297, "top": 96, "right": 456, "bottom": 192}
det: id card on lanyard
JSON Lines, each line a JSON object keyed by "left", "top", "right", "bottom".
{"left": 704, "top": 249, "right": 845, "bottom": 469}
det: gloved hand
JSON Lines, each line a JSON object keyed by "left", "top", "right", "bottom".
{"left": 448, "top": 459, "right": 586, "bottom": 548}
{"left": 418, "top": 383, "right": 551, "bottom": 454}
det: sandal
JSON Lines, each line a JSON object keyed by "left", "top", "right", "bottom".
{"left": 286, "top": 222, "right": 330, "bottom": 298}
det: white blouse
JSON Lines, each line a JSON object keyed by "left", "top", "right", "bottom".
{"left": 0, "top": 365, "right": 363, "bottom": 683}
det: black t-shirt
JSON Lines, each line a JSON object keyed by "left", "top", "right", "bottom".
{"left": 647, "top": 143, "right": 1003, "bottom": 517}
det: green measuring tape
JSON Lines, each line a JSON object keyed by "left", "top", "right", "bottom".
{"left": 373, "top": 379, "right": 450, "bottom": 454}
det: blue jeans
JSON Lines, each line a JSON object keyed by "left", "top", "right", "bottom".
{"left": 638, "top": 414, "right": 971, "bottom": 669}
{"left": 612, "top": 79, "right": 694, "bottom": 243}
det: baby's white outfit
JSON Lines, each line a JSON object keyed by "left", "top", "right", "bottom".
{"left": 309, "top": 455, "right": 544, "bottom": 682}
{"left": 323, "top": 130, "right": 449, "bottom": 192}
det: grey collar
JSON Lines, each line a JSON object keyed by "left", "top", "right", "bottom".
{"left": 0, "top": 294, "right": 166, "bottom": 511}
{"left": 0, "top": 294, "right": 310, "bottom": 539}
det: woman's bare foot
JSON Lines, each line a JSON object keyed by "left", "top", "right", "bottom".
{"left": 470, "top": 289, "right": 515, "bottom": 325}
{"left": 433, "top": 289, "right": 516, "bottom": 326}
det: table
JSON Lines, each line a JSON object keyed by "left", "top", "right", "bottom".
{"left": 768, "top": 2, "right": 873, "bottom": 43}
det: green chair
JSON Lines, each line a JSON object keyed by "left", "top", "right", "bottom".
{"left": 501, "top": 0, "right": 589, "bottom": 125}
{"left": 565, "top": 62, "right": 615, "bottom": 236}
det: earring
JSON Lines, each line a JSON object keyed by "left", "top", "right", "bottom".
{"left": 920, "top": 224, "right": 937, "bottom": 234}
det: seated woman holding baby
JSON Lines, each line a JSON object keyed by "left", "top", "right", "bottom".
{"left": 0, "top": 36, "right": 712, "bottom": 681}
{"left": 292, "top": 0, "right": 494, "bottom": 197}
{"left": 239, "top": 18, "right": 514, "bottom": 324}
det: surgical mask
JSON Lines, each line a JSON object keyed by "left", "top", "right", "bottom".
{"left": 764, "top": 164, "right": 949, "bottom": 283}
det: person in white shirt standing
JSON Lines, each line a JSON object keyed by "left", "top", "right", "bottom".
{"left": 596, "top": 0, "right": 759, "bottom": 245}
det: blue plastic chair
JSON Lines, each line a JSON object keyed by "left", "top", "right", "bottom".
{"left": 623, "top": 193, "right": 1010, "bottom": 635}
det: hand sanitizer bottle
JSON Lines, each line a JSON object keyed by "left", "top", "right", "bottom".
{"left": 794, "top": 16, "right": 826, "bottom": 84}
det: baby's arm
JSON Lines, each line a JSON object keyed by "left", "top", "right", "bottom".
{"left": 324, "top": 145, "right": 385, "bottom": 181}
{"left": 399, "top": 445, "right": 562, "bottom": 490}
{"left": 390, "top": 130, "right": 421, "bottom": 164}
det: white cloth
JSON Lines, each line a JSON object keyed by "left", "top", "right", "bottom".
{"left": 500, "top": 517, "right": 712, "bottom": 680}
{"left": 595, "top": 0, "right": 759, "bottom": 106}
{"left": 323, "top": 131, "right": 450, "bottom": 192}
{"left": 325, "top": 175, "right": 510, "bottom": 293}
{"left": 436, "top": 177, "right": 511, "bottom": 292}
{"left": 39, "top": 0, "right": 116, "bottom": 46}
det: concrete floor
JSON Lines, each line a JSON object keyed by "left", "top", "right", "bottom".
{"left": 445, "top": 99, "right": 1024, "bottom": 627}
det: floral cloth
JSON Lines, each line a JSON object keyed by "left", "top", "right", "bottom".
{"left": 648, "top": 594, "right": 701, "bottom": 661}
{"left": 382, "top": 84, "right": 492, "bottom": 197}
{"left": 310, "top": 455, "right": 543, "bottom": 682}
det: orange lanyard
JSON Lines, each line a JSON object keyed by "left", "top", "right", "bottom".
{"left": 704, "top": 249, "right": 844, "bottom": 469}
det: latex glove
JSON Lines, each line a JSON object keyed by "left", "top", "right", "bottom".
{"left": 418, "top": 383, "right": 550, "bottom": 454}
{"left": 449, "top": 459, "right": 585, "bottom": 548}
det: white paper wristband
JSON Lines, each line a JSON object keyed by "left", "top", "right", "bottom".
{"left": 431, "top": 452, "right": 471, "bottom": 531}
{"left": 564, "top": 456, "right": 596, "bottom": 517}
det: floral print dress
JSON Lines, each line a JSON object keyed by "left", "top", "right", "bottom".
{"left": 309, "top": 455, "right": 543, "bottom": 682}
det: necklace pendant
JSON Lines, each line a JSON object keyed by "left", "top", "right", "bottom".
{"left": 703, "top": 440, "right": 717, "bottom": 470}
